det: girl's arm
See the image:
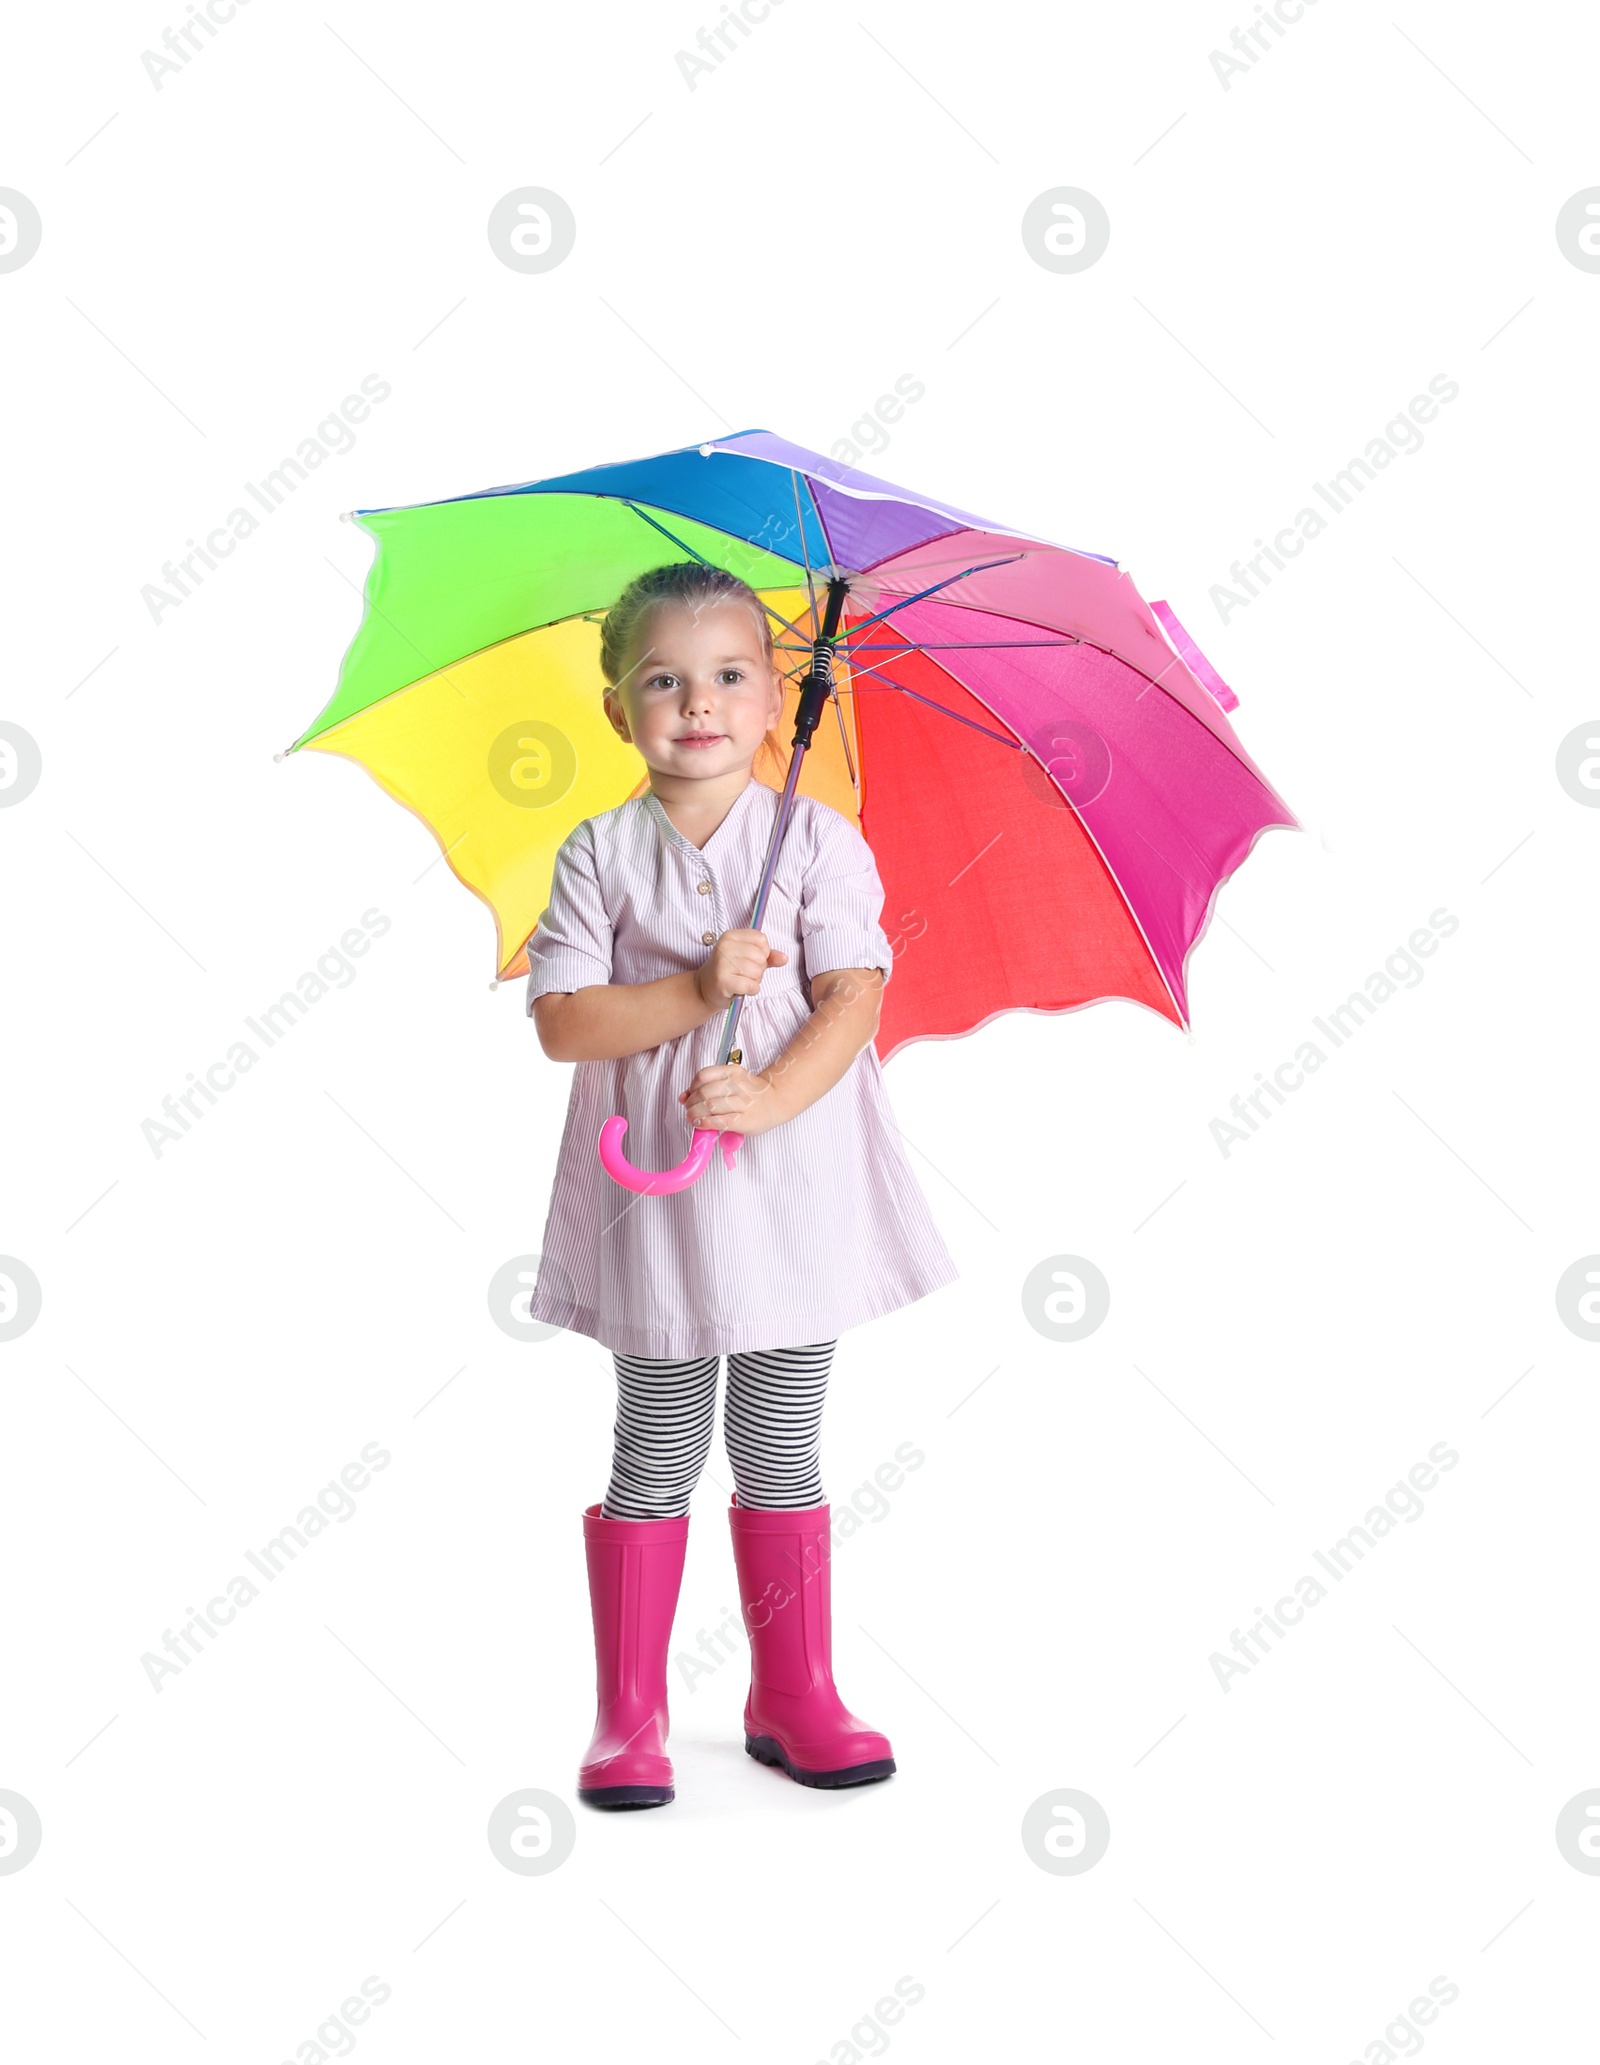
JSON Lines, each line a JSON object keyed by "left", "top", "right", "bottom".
{"left": 532, "top": 928, "right": 787, "bottom": 1063}
{"left": 680, "top": 967, "right": 885, "bottom": 1134}
{"left": 533, "top": 971, "right": 711, "bottom": 1063}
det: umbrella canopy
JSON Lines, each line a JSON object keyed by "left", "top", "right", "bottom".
{"left": 288, "top": 429, "right": 1296, "bottom": 1057}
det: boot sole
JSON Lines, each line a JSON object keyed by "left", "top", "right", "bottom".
{"left": 745, "top": 1733, "right": 896, "bottom": 1789}
{"left": 578, "top": 1782, "right": 674, "bottom": 1809}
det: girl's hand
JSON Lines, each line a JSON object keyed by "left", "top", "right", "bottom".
{"left": 679, "top": 1063, "right": 781, "bottom": 1136}
{"left": 695, "top": 929, "right": 788, "bottom": 1011}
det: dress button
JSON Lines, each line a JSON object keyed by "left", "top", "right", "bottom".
{"left": 701, "top": 931, "right": 716, "bottom": 946}
{"left": 696, "top": 880, "right": 712, "bottom": 894}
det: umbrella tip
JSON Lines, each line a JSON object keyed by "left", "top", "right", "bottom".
{"left": 698, "top": 443, "right": 714, "bottom": 457}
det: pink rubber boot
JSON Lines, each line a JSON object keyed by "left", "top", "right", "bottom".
{"left": 728, "top": 1493, "right": 896, "bottom": 1789}
{"left": 578, "top": 1502, "right": 689, "bottom": 1808}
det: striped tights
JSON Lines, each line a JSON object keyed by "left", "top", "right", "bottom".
{"left": 600, "top": 1340, "right": 837, "bottom": 1520}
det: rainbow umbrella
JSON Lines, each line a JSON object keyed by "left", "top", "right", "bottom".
{"left": 288, "top": 428, "right": 1296, "bottom": 1089}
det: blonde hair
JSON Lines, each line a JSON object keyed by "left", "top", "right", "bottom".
{"left": 599, "top": 562, "right": 788, "bottom": 780}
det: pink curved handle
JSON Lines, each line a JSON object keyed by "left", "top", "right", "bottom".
{"left": 598, "top": 1115, "right": 743, "bottom": 1194}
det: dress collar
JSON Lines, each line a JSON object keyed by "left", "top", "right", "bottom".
{"left": 641, "top": 777, "right": 770, "bottom": 858}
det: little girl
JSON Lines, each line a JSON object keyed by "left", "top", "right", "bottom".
{"left": 524, "top": 560, "right": 957, "bottom": 1809}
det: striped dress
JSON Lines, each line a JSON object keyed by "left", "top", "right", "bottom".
{"left": 524, "top": 778, "right": 959, "bottom": 1357}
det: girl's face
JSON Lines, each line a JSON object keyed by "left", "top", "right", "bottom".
{"left": 603, "top": 597, "right": 782, "bottom": 785}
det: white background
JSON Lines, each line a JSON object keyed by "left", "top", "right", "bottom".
{"left": 4, "top": 0, "right": 1599, "bottom": 2058}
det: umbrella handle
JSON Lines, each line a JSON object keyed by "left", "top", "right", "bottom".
{"left": 598, "top": 1116, "right": 743, "bottom": 1194}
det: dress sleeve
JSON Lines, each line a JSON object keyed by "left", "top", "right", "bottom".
{"left": 525, "top": 823, "right": 614, "bottom": 1013}
{"left": 799, "top": 805, "right": 896, "bottom": 989}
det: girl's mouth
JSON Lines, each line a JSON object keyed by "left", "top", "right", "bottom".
{"left": 675, "top": 734, "right": 725, "bottom": 748}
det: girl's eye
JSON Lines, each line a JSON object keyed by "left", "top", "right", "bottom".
{"left": 644, "top": 669, "right": 746, "bottom": 690}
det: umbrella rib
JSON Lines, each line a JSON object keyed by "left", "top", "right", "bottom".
{"left": 848, "top": 538, "right": 1074, "bottom": 580}
{"left": 789, "top": 469, "right": 822, "bottom": 636}
{"left": 841, "top": 637, "right": 1083, "bottom": 652}
{"left": 834, "top": 663, "right": 1028, "bottom": 753}
{"left": 833, "top": 553, "right": 1031, "bottom": 643}
{"left": 831, "top": 678, "right": 859, "bottom": 790}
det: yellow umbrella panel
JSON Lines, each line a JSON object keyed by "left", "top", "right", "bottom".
{"left": 301, "top": 589, "right": 864, "bottom": 980}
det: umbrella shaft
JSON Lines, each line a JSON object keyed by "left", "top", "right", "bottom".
{"left": 716, "top": 577, "right": 849, "bottom": 1069}
{"left": 717, "top": 728, "right": 808, "bottom": 1064}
